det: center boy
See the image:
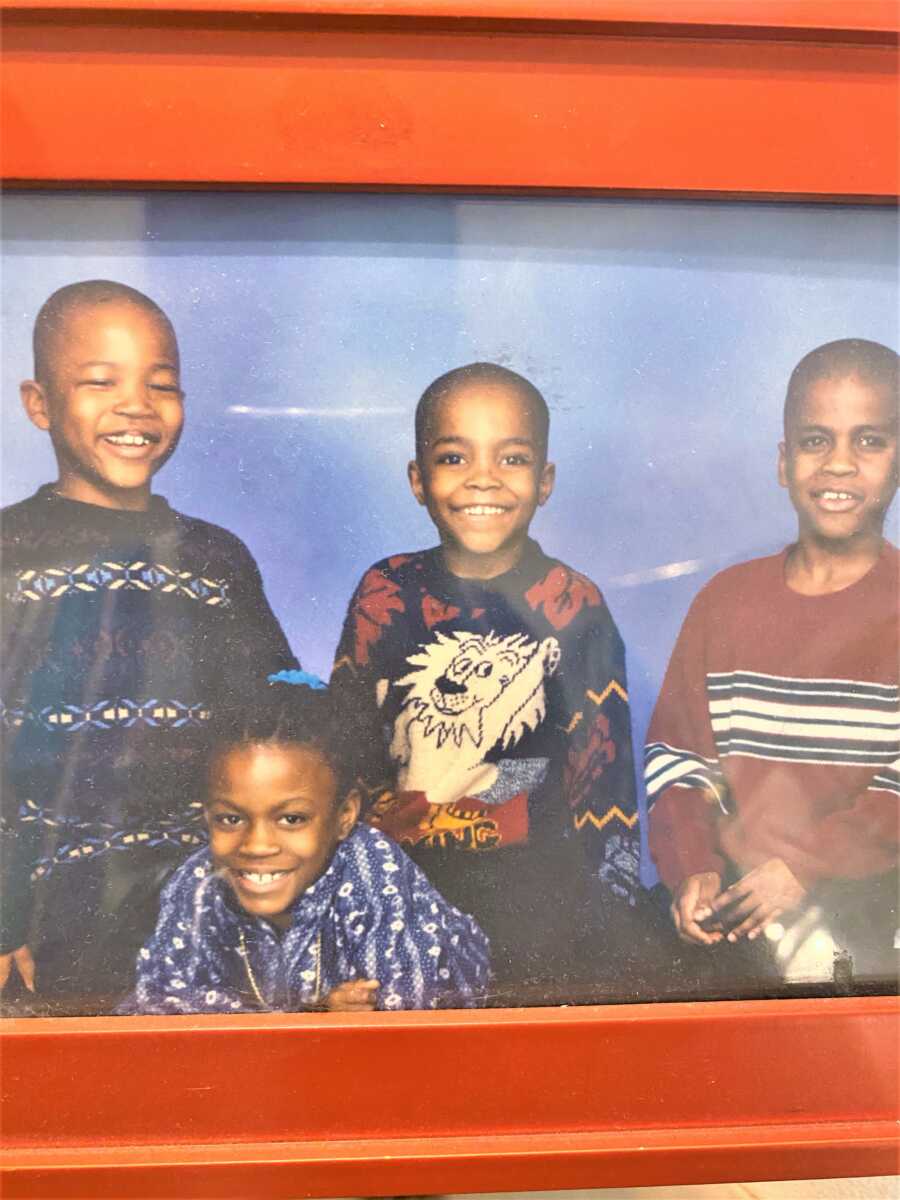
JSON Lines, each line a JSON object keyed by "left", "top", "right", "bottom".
{"left": 331, "top": 363, "right": 639, "bottom": 999}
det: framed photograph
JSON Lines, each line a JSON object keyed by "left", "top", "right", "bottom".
{"left": 2, "top": 2, "right": 898, "bottom": 1196}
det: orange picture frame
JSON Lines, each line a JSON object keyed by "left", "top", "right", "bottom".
{"left": 1, "top": 3, "right": 898, "bottom": 1196}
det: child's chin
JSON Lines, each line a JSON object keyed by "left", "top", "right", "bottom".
{"left": 242, "top": 897, "right": 293, "bottom": 921}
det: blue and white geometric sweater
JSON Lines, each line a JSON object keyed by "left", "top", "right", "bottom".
{"left": 131, "top": 823, "right": 492, "bottom": 1012}
{"left": 0, "top": 486, "right": 296, "bottom": 999}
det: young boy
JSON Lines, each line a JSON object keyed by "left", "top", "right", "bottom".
{"left": 1, "top": 280, "right": 297, "bottom": 1013}
{"left": 330, "top": 362, "right": 639, "bottom": 1001}
{"left": 646, "top": 338, "right": 898, "bottom": 987}
{"left": 131, "top": 684, "right": 491, "bottom": 1013}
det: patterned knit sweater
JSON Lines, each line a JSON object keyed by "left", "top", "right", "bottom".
{"left": 330, "top": 539, "right": 638, "bottom": 987}
{"left": 0, "top": 486, "right": 297, "bottom": 982}
{"left": 646, "top": 543, "right": 899, "bottom": 893}
{"left": 131, "top": 823, "right": 491, "bottom": 1013}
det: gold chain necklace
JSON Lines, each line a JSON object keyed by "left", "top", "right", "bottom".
{"left": 238, "top": 928, "right": 322, "bottom": 1009}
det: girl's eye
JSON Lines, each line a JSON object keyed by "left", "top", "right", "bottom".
{"left": 80, "top": 378, "right": 114, "bottom": 388}
{"left": 213, "top": 812, "right": 243, "bottom": 828}
{"left": 435, "top": 452, "right": 464, "bottom": 466}
{"left": 280, "top": 813, "right": 310, "bottom": 827}
{"left": 150, "top": 382, "right": 182, "bottom": 395}
{"left": 502, "top": 454, "right": 531, "bottom": 466}
{"left": 859, "top": 434, "right": 888, "bottom": 449}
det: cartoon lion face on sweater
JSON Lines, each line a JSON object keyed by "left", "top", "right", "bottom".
{"left": 385, "top": 630, "right": 561, "bottom": 807}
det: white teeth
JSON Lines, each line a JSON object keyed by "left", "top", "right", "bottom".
{"left": 463, "top": 505, "right": 506, "bottom": 516}
{"left": 820, "top": 491, "right": 856, "bottom": 501}
{"left": 241, "top": 871, "right": 286, "bottom": 885}
{"left": 106, "top": 433, "right": 151, "bottom": 446}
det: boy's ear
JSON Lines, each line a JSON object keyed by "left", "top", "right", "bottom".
{"left": 538, "top": 461, "right": 555, "bottom": 506}
{"left": 336, "top": 788, "right": 362, "bottom": 840}
{"left": 777, "top": 441, "right": 788, "bottom": 489}
{"left": 20, "top": 380, "right": 52, "bottom": 432}
{"left": 408, "top": 459, "right": 427, "bottom": 507}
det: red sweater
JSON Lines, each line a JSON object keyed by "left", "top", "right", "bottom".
{"left": 646, "top": 543, "right": 899, "bottom": 892}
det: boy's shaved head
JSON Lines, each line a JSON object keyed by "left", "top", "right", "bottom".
{"left": 785, "top": 338, "right": 898, "bottom": 431}
{"left": 415, "top": 362, "right": 549, "bottom": 461}
{"left": 33, "top": 279, "right": 176, "bottom": 387}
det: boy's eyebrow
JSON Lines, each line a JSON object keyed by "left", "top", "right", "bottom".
{"left": 795, "top": 422, "right": 896, "bottom": 433}
{"left": 75, "top": 359, "right": 179, "bottom": 369}
{"left": 430, "top": 435, "right": 537, "bottom": 448}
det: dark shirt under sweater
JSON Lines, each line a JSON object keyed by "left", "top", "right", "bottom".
{"left": 330, "top": 540, "right": 639, "bottom": 1000}
{"left": 1, "top": 486, "right": 297, "bottom": 1011}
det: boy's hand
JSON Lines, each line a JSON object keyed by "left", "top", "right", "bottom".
{"left": 697, "top": 858, "right": 806, "bottom": 943}
{"left": 325, "top": 979, "right": 379, "bottom": 1012}
{"left": 0, "top": 944, "right": 36, "bottom": 992}
{"left": 671, "top": 872, "right": 723, "bottom": 945}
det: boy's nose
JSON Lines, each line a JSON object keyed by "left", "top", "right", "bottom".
{"left": 114, "top": 378, "right": 156, "bottom": 413}
{"left": 465, "top": 465, "right": 501, "bottom": 488}
{"left": 822, "top": 441, "right": 857, "bottom": 473}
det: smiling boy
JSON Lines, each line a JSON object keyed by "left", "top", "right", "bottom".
{"left": 646, "top": 339, "right": 899, "bottom": 986}
{"left": 331, "top": 363, "right": 639, "bottom": 1001}
{"left": 1, "top": 280, "right": 296, "bottom": 1012}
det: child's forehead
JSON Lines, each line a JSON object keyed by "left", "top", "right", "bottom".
{"left": 210, "top": 740, "right": 336, "bottom": 793}
{"left": 789, "top": 372, "right": 898, "bottom": 428}
{"left": 427, "top": 381, "right": 541, "bottom": 439}
{"left": 51, "top": 299, "right": 177, "bottom": 359}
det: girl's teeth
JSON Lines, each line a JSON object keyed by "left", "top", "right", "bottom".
{"left": 821, "top": 491, "right": 854, "bottom": 500}
{"left": 464, "top": 506, "right": 505, "bottom": 516}
{"left": 242, "top": 871, "right": 285, "bottom": 884}
{"left": 107, "top": 434, "right": 150, "bottom": 446}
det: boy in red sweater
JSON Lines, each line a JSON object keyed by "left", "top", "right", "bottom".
{"left": 646, "top": 339, "right": 898, "bottom": 986}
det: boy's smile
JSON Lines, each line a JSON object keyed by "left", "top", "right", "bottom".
{"left": 20, "top": 299, "right": 184, "bottom": 511}
{"left": 778, "top": 374, "right": 898, "bottom": 548}
{"left": 206, "top": 742, "right": 358, "bottom": 924}
{"left": 409, "top": 382, "right": 554, "bottom": 579}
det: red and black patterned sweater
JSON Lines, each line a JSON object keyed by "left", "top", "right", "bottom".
{"left": 330, "top": 539, "right": 638, "bottom": 991}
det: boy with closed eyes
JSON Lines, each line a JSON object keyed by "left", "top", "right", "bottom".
{"left": 330, "top": 362, "right": 640, "bottom": 1001}
{"left": 646, "top": 339, "right": 899, "bottom": 986}
{"left": 1, "top": 280, "right": 296, "bottom": 1012}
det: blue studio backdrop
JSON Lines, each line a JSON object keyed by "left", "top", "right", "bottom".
{"left": 3, "top": 193, "right": 897, "bottom": 884}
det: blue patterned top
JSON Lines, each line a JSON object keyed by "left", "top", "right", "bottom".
{"left": 131, "top": 824, "right": 492, "bottom": 1013}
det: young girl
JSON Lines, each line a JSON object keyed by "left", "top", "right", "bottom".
{"left": 131, "top": 685, "right": 491, "bottom": 1013}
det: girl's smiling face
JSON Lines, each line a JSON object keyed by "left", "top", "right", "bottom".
{"left": 206, "top": 741, "right": 359, "bottom": 924}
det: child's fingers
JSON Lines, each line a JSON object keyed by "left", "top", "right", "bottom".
{"left": 704, "top": 883, "right": 749, "bottom": 916}
{"left": 746, "top": 907, "right": 783, "bottom": 942}
{"left": 726, "top": 902, "right": 767, "bottom": 942}
{"left": 326, "top": 980, "right": 379, "bottom": 1011}
{"left": 676, "top": 902, "right": 722, "bottom": 946}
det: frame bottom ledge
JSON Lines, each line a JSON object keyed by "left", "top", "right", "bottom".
{"left": 3, "top": 1120, "right": 898, "bottom": 1198}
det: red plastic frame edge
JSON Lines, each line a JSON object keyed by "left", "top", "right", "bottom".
{"left": 2, "top": 3, "right": 899, "bottom": 192}
{"left": 3, "top": 997, "right": 900, "bottom": 1195}
{"left": 2, "top": 0, "right": 899, "bottom": 35}
{"left": 1, "top": 4, "right": 899, "bottom": 1195}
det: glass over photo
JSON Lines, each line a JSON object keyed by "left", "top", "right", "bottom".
{"left": 1, "top": 192, "right": 897, "bottom": 1016}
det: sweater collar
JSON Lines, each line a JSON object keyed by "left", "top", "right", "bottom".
{"left": 33, "top": 483, "right": 175, "bottom": 535}
{"left": 424, "top": 537, "right": 551, "bottom": 600}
